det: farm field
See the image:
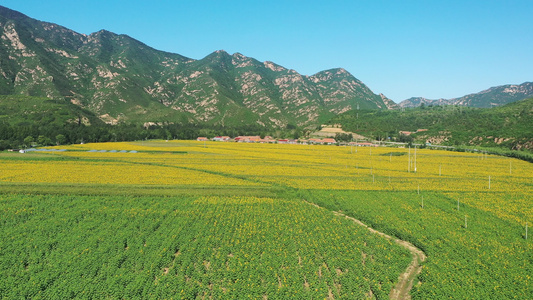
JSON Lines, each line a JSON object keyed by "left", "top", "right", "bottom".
{"left": 1, "top": 140, "right": 531, "bottom": 299}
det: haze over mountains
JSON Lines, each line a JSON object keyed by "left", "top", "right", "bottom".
{"left": 0, "top": 5, "right": 531, "bottom": 128}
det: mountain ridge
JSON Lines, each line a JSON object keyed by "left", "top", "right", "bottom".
{"left": 331, "top": 97, "right": 533, "bottom": 151}
{"left": 0, "top": 5, "right": 388, "bottom": 128}
{"left": 398, "top": 82, "right": 533, "bottom": 108}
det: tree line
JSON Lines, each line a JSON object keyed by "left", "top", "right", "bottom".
{"left": 0, "top": 121, "right": 293, "bottom": 150}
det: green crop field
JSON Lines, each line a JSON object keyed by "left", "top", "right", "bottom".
{"left": 1, "top": 141, "right": 531, "bottom": 299}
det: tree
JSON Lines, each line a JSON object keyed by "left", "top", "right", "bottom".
{"left": 24, "top": 136, "right": 34, "bottom": 148}
{"left": 398, "top": 133, "right": 413, "bottom": 143}
{"left": 37, "top": 135, "right": 53, "bottom": 146}
{"left": 0, "top": 140, "right": 11, "bottom": 151}
{"left": 335, "top": 133, "right": 353, "bottom": 142}
{"left": 55, "top": 134, "right": 67, "bottom": 145}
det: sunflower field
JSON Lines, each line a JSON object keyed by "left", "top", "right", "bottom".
{"left": 0, "top": 140, "right": 531, "bottom": 299}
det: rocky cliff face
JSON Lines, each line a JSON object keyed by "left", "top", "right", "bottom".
{"left": 0, "top": 5, "right": 389, "bottom": 127}
{"left": 379, "top": 93, "right": 399, "bottom": 109}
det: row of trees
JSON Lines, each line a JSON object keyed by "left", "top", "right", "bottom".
{"left": 0, "top": 121, "right": 305, "bottom": 150}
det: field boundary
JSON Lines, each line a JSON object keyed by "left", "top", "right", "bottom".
{"left": 304, "top": 200, "right": 427, "bottom": 300}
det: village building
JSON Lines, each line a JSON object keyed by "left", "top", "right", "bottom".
{"left": 322, "top": 138, "right": 337, "bottom": 145}
{"left": 212, "top": 136, "right": 231, "bottom": 142}
{"left": 309, "top": 138, "right": 323, "bottom": 144}
{"left": 235, "top": 136, "right": 261, "bottom": 143}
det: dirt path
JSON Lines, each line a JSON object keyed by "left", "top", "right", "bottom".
{"left": 304, "top": 201, "right": 426, "bottom": 300}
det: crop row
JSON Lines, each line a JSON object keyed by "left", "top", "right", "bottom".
{"left": 0, "top": 194, "right": 411, "bottom": 299}
{"left": 2, "top": 140, "right": 530, "bottom": 298}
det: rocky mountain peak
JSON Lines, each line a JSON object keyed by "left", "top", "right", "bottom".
{"left": 0, "top": 5, "right": 390, "bottom": 128}
{"left": 263, "top": 61, "right": 286, "bottom": 72}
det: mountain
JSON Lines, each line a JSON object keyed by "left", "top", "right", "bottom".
{"left": 331, "top": 97, "right": 533, "bottom": 150}
{"left": 0, "top": 5, "right": 388, "bottom": 128}
{"left": 397, "top": 97, "right": 449, "bottom": 108}
{"left": 399, "top": 82, "right": 533, "bottom": 108}
{"left": 379, "top": 93, "right": 399, "bottom": 109}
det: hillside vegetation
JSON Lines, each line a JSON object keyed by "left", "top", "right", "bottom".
{"left": 0, "top": 5, "right": 388, "bottom": 128}
{"left": 0, "top": 95, "right": 301, "bottom": 150}
{"left": 331, "top": 97, "right": 533, "bottom": 151}
{"left": 0, "top": 95, "right": 102, "bottom": 126}
{"left": 398, "top": 82, "right": 533, "bottom": 108}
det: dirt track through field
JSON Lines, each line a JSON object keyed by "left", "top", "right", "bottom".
{"left": 304, "top": 200, "right": 426, "bottom": 300}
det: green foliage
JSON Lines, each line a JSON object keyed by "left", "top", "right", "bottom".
{"left": 331, "top": 98, "right": 533, "bottom": 151}
{"left": 55, "top": 134, "right": 66, "bottom": 145}
{"left": 37, "top": 135, "right": 53, "bottom": 146}
{"left": 401, "top": 82, "right": 533, "bottom": 108}
{"left": 0, "top": 7, "right": 388, "bottom": 129}
{"left": 0, "top": 140, "right": 531, "bottom": 298}
{"left": 0, "top": 95, "right": 101, "bottom": 127}
{"left": 379, "top": 152, "right": 406, "bottom": 157}
{"left": 303, "top": 189, "right": 532, "bottom": 299}
{"left": 0, "top": 117, "right": 300, "bottom": 150}
{"left": 334, "top": 132, "right": 352, "bottom": 142}
{"left": 23, "top": 136, "right": 34, "bottom": 147}
{"left": 0, "top": 194, "right": 410, "bottom": 299}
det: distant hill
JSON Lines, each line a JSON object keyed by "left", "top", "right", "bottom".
{"left": 331, "top": 97, "right": 533, "bottom": 150}
{"left": 0, "top": 5, "right": 389, "bottom": 128}
{"left": 399, "top": 82, "right": 533, "bottom": 108}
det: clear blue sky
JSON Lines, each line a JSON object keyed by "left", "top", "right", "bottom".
{"left": 2, "top": 0, "right": 532, "bottom": 102}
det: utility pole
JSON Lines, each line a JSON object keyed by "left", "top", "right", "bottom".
{"left": 408, "top": 146, "right": 411, "bottom": 173}
{"left": 414, "top": 145, "right": 417, "bottom": 173}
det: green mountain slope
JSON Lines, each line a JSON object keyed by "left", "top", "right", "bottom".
{"left": 331, "top": 98, "right": 533, "bottom": 150}
{"left": 399, "top": 82, "right": 533, "bottom": 108}
{"left": 0, "top": 5, "right": 388, "bottom": 128}
{"left": 0, "top": 95, "right": 102, "bottom": 126}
